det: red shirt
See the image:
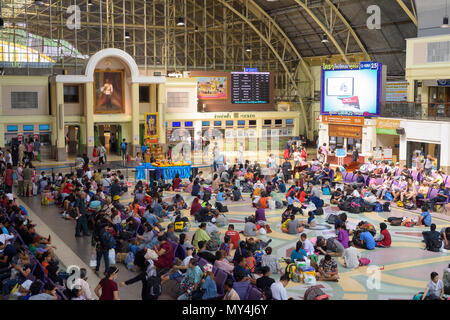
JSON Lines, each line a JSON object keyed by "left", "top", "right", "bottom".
{"left": 99, "top": 278, "right": 118, "bottom": 300}
{"left": 154, "top": 241, "right": 174, "bottom": 269}
{"left": 62, "top": 183, "right": 73, "bottom": 194}
{"left": 378, "top": 229, "right": 392, "bottom": 247}
{"left": 172, "top": 178, "right": 182, "bottom": 189}
{"left": 225, "top": 230, "right": 241, "bottom": 250}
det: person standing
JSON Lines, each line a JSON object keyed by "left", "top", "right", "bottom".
{"left": 120, "top": 139, "right": 128, "bottom": 163}
{"left": 33, "top": 138, "right": 41, "bottom": 161}
{"left": 94, "top": 266, "right": 120, "bottom": 300}
{"left": 16, "top": 162, "right": 24, "bottom": 196}
{"left": 18, "top": 141, "right": 26, "bottom": 163}
{"left": 423, "top": 155, "right": 434, "bottom": 176}
{"left": 74, "top": 190, "right": 90, "bottom": 237}
{"left": 22, "top": 163, "right": 34, "bottom": 197}
{"left": 351, "top": 146, "right": 359, "bottom": 163}
{"left": 75, "top": 154, "right": 84, "bottom": 178}
{"left": 98, "top": 144, "right": 106, "bottom": 165}
{"left": 3, "top": 163, "right": 14, "bottom": 194}
{"left": 320, "top": 143, "right": 328, "bottom": 164}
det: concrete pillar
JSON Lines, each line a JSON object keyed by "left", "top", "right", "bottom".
{"left": 131, "top": 82, "right": 140, "bottom": 156}
{"left": 55, "top": 82, "right": 66, "bottom": 161}
{"left": 158, "top": 83, "right": 166, "bottom": 144}
{"left": 150, "top": 84, "right": 157, "bottom": 113}
{"left": 0, "top": 124, "right": 4, "bottom": 149}
{"left": 85, "top": 82, "right": 95, "bottom": 157}
{"left": 79, "top": 122, "right": 87, "bottom": 155}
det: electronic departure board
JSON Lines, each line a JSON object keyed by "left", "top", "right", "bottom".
{"left": 231, "top": 72, "right": 270, "bottom": 104}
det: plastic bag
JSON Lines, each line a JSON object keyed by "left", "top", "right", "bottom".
{"left": 109, "top": 248, "right": 116, "bottom": 265}
{"left": 304, "top": 274, "right": 317, "bottom": 285}
{"left": 89, "top": 254, "right": 97, "bottom": 268}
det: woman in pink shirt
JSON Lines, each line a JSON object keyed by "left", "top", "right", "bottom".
{"left": 336, "top": 223, "right": 349, "bottom": 249}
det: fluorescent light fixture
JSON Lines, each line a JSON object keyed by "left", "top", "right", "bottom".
{"left": 125, "top": 31, "right": 130, "bottom": 39}
{"left": 441, "top": 16, "right": 449, "bottom": 28}
{"left": 246, "top": 45, "right": 251, "bottom": 52}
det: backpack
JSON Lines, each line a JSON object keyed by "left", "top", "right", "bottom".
{"left": 145, "top": 275, "right": 162, "bottom": 300}
{"left": 304, "top": 285, "right": 329, "bottom": 300}
{"left": 397, "top": 201, "right": 404, "bottom": 207}
{"left": 203, "top": 190, "right": 211, "bottom": 202}
{"left": 359, "top": 258, "right": 371, "bottom": 266}
{"left": 124, "top": 251, "right": 136, "bottom": 271}
{"left": 101, "top": 231, "right": 116, "bottom": 250}
{"left": 313, "top": 207, "right": 324, "bottom": 216}
{"left": 253, "top": 250, "right": 264, "bottom": 264}
{"left": 373, "top": 202, "right": 383, "bottom": 213}
{"left": 382, "top": 202, "right": 391, "bottom": 212}
{"left": 121, "top": 142, "right": 127, "bottom": 150}
{"left": 285, "top": 263, "right": 297, "bottom": 279}
{"left": 384, "top": 192, "right": 393, "bottom": 201}
{"left": 326, "top": 213, "right": 338, "bottom": 225}
{"left": 349, "top": 201, "right": 362, "bottom": 214}
{"left": 215, "top": 202, "right": 228, "bottom": 213}
{"left": 363, "top": 202, "right": 373, "bottom": 212}
{"left": 426, "top": 238, "right": 442, "bottom": 252}
{"left": 174, "top": 221, "right": 185, "bottom": 232}
{"left": 338, "top": 200, "right": 352, "bottom": 212}
{"left": 206, "top": 231, "right": 220, "bottom": 251}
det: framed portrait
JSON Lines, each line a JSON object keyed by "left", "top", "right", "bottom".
{"left": 94, "top": 69, "right": 125, "bottom": 114}
{"left": 197, "top": 77, "right": 227, "bottom": 99}
{"left": 144, "top": 113, "right": 159, "bottom": 140}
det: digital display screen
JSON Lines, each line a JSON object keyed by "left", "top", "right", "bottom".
{"left": 286, "top": 119, "right": 294, "bottom": 125}
{"left": 237, "top": 120, "right": 245, "bottom": 126}
{"left": 226, "top": 120, "right": 233, "bottom": 126}
{"left": 39, "top": 124, "right": 50, "bottom": 131}
{"left": 202, "top": 121, "right": 210, "bottom": 126}
{"left": 172, "top": 122, "right": 181, "bottom": 127}
{"left": 231, "top": 72, "right": 270, "bottom": 104}
{"left": 321, "top": 62, "right": 382, "bottom": 116}
{"left": 23, "top": 125, "right": 34, "bottom": 131}
{"left": 214, "top": 121, "right": 222, "bottom": 126}
{"left": 184, "top": 121, "right": 193, "bottom": 127}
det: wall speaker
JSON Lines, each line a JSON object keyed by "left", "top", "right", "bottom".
{"left": 396, "top": 127, "right": 405, "bottom": 135}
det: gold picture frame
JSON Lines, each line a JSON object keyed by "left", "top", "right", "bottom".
{"left": 93, "top": 69, "right": 125, "bottom": 114}
{"left": 144, "top": 113, "right": 159, "bottom": 140}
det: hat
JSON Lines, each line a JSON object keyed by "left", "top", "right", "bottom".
{"left": 203, "top": 263, "right": 213, "bottom": 273}
{"left": 21, "top": 280, "right": 33, "bottom": 291}
{"left": 185, "top": 244, "right": 194, "bottom": 251}
{"left": 144, "top": 249, "right": 159, "bottom": 261}
{"left": 211, "top": 218, "right": 216, "bottom": 223}
{"left": 113, "top": 195, "right": 120, "bottom": 201}
{"left": 396, "top": 162, "right": 400, "bottom": 165}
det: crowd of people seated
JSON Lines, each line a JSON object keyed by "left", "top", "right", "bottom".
{"left": 0, "top": 139, "right": 449, "bottom": 300}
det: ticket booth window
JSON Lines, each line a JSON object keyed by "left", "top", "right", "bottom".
{"left": 347, "top": 138, "right": 361, "bottom": 152}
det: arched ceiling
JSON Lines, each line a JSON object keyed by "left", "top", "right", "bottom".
{"left": 0, "top": 0, "right": 417, "bottom": 78}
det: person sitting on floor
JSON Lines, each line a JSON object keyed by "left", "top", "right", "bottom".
{"left": 422, "top": 224, "right": 443, "bottom": 252}
{"left": 341, "top": 241, "right": 361, "bottom": 269}
{"left": 317, "top": 254, "right": 339, "bottom": 282}
{"left": 375, "top": 223, "right": 392, "bottom": 248}
{"left": 359, "top": 230, "right": 376, "bottom": 250}
{"left": 315, "top": 236, "right": 344, "bottom": 257}
{"left": 421, "top": 272, "right": 445, "bottom": 300}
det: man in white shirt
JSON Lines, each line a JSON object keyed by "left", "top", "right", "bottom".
{"left": 301, "top": 233, "right": 315, "bottom": 256}
{"left": 342, "top": 241, "right": 361, "bottom": 269}
{"left": 270, "top": 274, "right": 290, "bottom": 300}
{"left": 72, "top": 268, "right": 93, "bottom": 300}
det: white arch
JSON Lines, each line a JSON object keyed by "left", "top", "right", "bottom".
{"left": 55, "top": 48, "right": 165, "bottom": 84}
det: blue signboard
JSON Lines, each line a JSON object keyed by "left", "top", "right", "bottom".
{"left": 244, "top": 68, "right": 258, "bottom": 72}
{"left": 335, "top": 149, "right": 347, "bottom": 158}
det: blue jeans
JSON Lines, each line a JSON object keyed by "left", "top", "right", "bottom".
{"left": 96, "top": 250, "right": 110, "bottom": 272}
{"left": 2, "top": 278, "right": 19, "bottom": 295}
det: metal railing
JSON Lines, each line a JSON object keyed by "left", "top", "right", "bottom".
{"left": 380, "top": 102, "right": 450, "bottom": 121}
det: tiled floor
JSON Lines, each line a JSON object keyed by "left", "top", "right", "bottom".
{"left": 21, "top": 184, "right": 450, "bottom": 300}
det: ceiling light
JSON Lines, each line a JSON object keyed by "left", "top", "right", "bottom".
{"left": 441, "top": 16, "right": 449, "bottom": 28}
{"left": 125, "top": 31, "right": 130, "bottom": 39}
{"left": 35, "top": 0, "right": 44, "bottom": 5}
{"left": 246, "top": 46, "right": 252, "bottom": 52}
{"left": 321, "top": 34, "right": 329, "bottom": 43}
{"left": 87, "top": 0, "right": 93, "bottom": 6}
{"left": 194, "top": 26, "right": 199, "bottom": 32}
{"left": 177, "top": 17, "right": 185, "bottom": 26}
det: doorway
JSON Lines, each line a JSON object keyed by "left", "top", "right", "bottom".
{"left": 95, "top": 124, "right": 122, "bottom": 156}
{"left": 65, "top": 125, "right": 80, "bottom": 156}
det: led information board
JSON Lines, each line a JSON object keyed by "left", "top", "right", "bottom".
{"left": 231, "top": 72, "right": 270, "bottom": 104}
